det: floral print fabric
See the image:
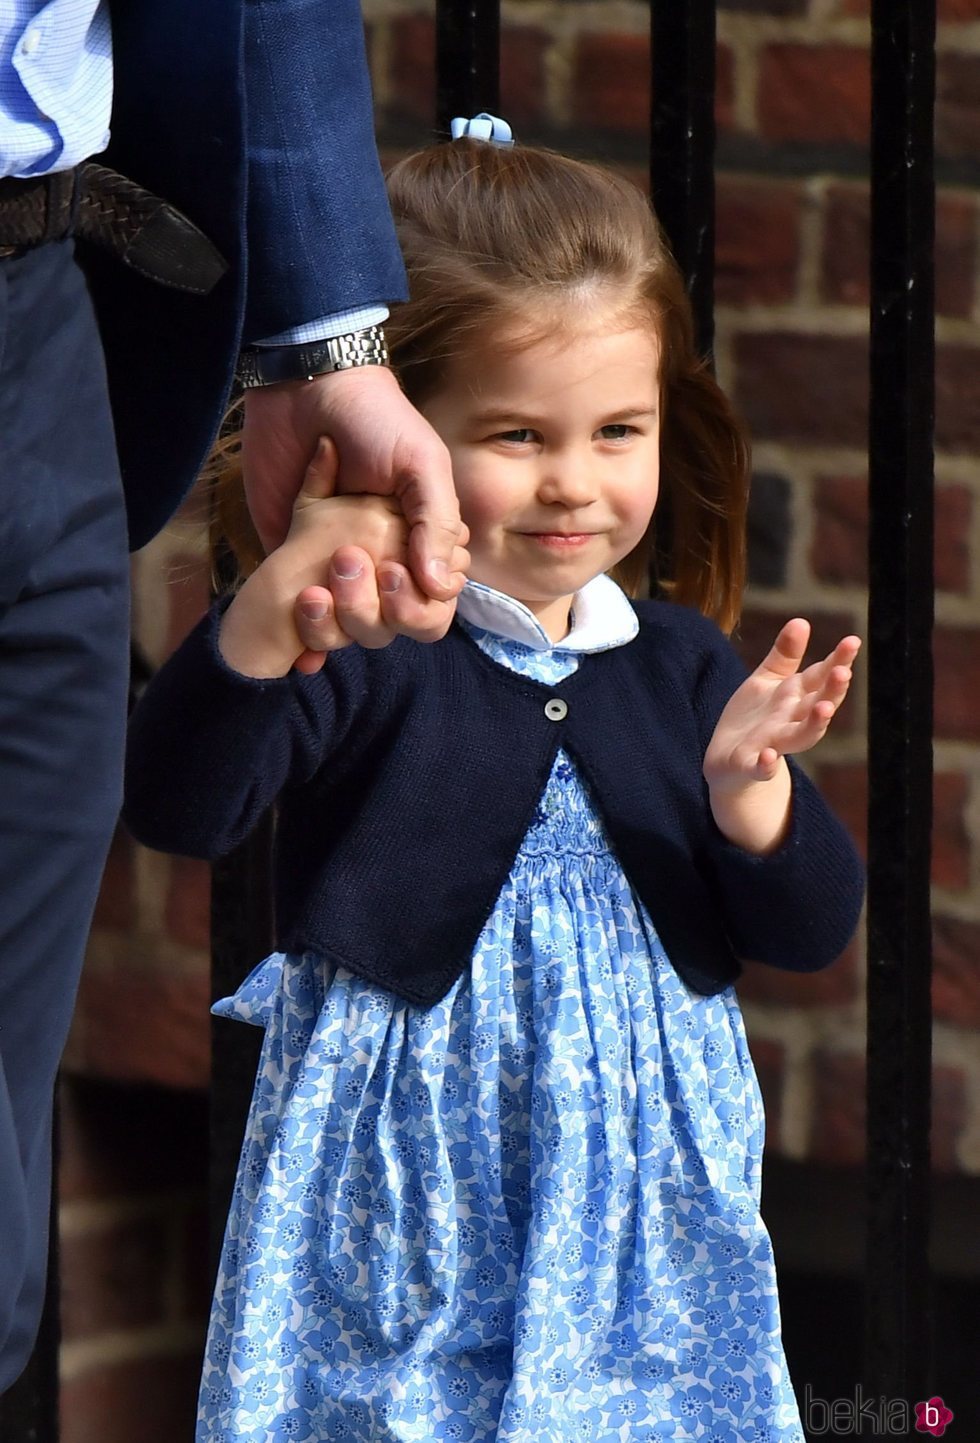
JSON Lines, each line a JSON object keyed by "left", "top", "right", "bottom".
{"left": 198, "top": 625, "right": 805, "bottom": 1443}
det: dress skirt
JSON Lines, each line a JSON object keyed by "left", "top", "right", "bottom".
{"left": 197, "top": 754, "right": 806, "bottom": 1443}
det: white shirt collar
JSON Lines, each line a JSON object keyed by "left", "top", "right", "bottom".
{"left": 456, "top": 573, "right": 639, "bottom": 653}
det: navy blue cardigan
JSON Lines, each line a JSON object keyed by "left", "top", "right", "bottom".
{"left": 124, "top": 600, "right": 865, "bottom": 1007}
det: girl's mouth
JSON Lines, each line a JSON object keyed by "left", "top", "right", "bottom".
{"left": 522, "top": 532, "right": 595, "bottom": 549}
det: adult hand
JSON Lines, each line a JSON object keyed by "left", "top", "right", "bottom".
{"left": 217, "top": 437, "right": 469, "bottom": 680}
{"left": 288, "top": 439, "right": 469, "bottom": 674}
{"left": 241, "top": 365, "right": 463, "bottom": 599}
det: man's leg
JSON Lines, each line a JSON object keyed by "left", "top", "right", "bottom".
{"left": 0, "top": 239, "right": 130, "bottom": 1390}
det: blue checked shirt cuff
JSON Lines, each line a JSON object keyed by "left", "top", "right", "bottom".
{"left": 253, "top": 305, "right": 389, "bottom": 347}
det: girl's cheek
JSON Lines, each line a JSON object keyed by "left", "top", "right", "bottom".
{"left": 454, "top": 478, "right": 503, "bottom": 533}
{"left": 626, "top": 472, "right": 659, "bottom": 530}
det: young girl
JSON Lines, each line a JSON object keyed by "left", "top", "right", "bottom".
{"left": 125, "top": 120, "right": 864, "bottom": 1443}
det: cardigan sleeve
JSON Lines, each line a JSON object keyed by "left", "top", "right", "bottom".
{"left": 123, "top": 601, "right": 373, "bottom": 859}
{"left": 691, "top": 618, "right": 865, "bottom": 971}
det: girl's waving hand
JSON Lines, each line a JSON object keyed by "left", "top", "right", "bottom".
{"left": 702, "top": 619, "right": 860, "bottom": 855}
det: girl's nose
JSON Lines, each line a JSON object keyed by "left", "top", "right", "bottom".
{"left": 536, "top": 450, "right": 599, "bottom": 509}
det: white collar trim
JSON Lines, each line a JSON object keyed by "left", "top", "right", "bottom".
{"left": 456, "top": 573, "right": 639, "bottom": 653}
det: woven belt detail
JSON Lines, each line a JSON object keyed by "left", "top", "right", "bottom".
{"left": 0, "top": 163, "right": 227, "bottom": 293}
{"left": 0, "top": 167, "right": 75, "bottom": 255}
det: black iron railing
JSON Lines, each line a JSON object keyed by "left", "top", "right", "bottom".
{"left": 435, "top": 0, "right": 499, "bottom": 136}
{"left": 650, "top": 1, "right": 716, "bottom": 358}
{"left": 865, "top": 0, "right": 936, "bottom": 1409}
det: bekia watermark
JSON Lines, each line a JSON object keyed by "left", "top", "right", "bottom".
{"left": 803, "top": 1384, "right": 954, "bottom": 1436}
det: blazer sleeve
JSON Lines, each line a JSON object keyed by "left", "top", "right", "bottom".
{"left": 123, "top": 603, "right": 371, "bottom": 859}
{"left": 691, "top": 621, "right": 866, "bottom": 971}
{"left": 241, "top": 0, "right": 408, "bottom": 339}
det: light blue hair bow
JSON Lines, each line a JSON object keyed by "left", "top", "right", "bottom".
{"left": 449, "top": 112, "right": 514, "bottom": 146}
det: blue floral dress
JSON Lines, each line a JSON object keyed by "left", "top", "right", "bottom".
{"left": 197, "top": 582, "right": 806, "bottom": 1443}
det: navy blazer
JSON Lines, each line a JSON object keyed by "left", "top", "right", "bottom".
{"left": 81, "top": 0, "right": 407, "bottom": 549}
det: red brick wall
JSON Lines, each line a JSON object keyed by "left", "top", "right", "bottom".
{"left": 61, "top": 0, "right": 980, "bottom": 1430}
{"left": 58, "top": 1081, "right": 208, "bottom": 1443}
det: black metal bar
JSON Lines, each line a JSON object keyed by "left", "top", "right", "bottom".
{"left": 650, "top": 0, "right": 716, "bottom": 357}
{"left": 865, "top": 0, "right": 936, "bottom": 1413}
{"left": 435, "top": 0, "right": 500, "bottom": 137}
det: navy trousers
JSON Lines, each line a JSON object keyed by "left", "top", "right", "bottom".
{"left": 0, "top": 240, "right": 130, "bottom": 1390}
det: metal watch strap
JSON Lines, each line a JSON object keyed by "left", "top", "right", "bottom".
{"left": 236, "top": 324, "right": 389, "bottom": 389}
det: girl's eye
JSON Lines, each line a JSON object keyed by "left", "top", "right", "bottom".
{"left": 598, "top": 424, "right": 634, "bottom": 441}
{"left": 495, "top": 428, "right": 536, "bottom": 445}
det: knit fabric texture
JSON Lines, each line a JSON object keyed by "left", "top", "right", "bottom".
{"left": 124, "top": 598, "right": 865, "bottom": 1006}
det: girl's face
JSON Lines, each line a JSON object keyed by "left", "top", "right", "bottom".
{"left": 421, "top": 316, "right": 661, "bottom": 641}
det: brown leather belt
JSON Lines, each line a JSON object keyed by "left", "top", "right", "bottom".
{"left": 0, "top": 162, "right": 227, "bottom": 294}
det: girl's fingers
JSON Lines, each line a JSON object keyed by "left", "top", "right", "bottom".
{"left": 756, "top": 746, "right": 782, "bottom": 779}
{"left": 293, "top": 646, "right": 330, "bottom": 675}
{"left": 296, "top": 436, "right": 340, "bottom": 504}
{"left": 758, "top": 618, "right": 811, "bottom": 680}
{"left": 329, "top": 547, "right": 396, "bottom": 649}
{"left": 798, "top": 635, "right": 862, "bottom": 696}
{"left": 294, "top": 586, "right": 353, "bottom": 656}
{"left": 292, "top": 537, "right": 464, "bottom": 661}
{"left": 757, "top": 660, "right": 856, "bottom": 757}
{"left": 761, "top": 623, "right": 861, "bottom": 693}
{"left": 708, "top": 631, "right": 861, "bottom": 784}
{"left": 781, "top": 684, "right": 850, "bottom": 752}
{"left": 791, "top": 664, "right": 853, "bottom": 723}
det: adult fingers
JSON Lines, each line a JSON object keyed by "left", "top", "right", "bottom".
{"left": 377, "top": 562, "right": 459, "bottom": 643}
{"left": 393, "top": 444, "right": 464, "bottom": 600}
{"left": 450, "top": 540, "right": 472, "bottom": 577}
{"left": 430, "top": 541, "right": 472, "bottom": 602}
{"left": 408, "top": 517, "right": 469, "bottom": 599}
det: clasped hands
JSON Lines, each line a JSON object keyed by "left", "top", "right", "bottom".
{"left": 226, "top": 366, "right": 469, "bottom": 678}
{"left": 218, "top": 430, "right": 469, "bottom": 680}
{"left": 282, "top": 434, "right": 470, "bottom": 672}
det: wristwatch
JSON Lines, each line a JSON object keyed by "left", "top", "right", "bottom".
{"left": 235, "top": 324, "right": 389, "bottom": 389}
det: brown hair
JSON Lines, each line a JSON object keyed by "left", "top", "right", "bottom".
{"left": 216, "top": 138, "right": 749, "bottom": 631}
